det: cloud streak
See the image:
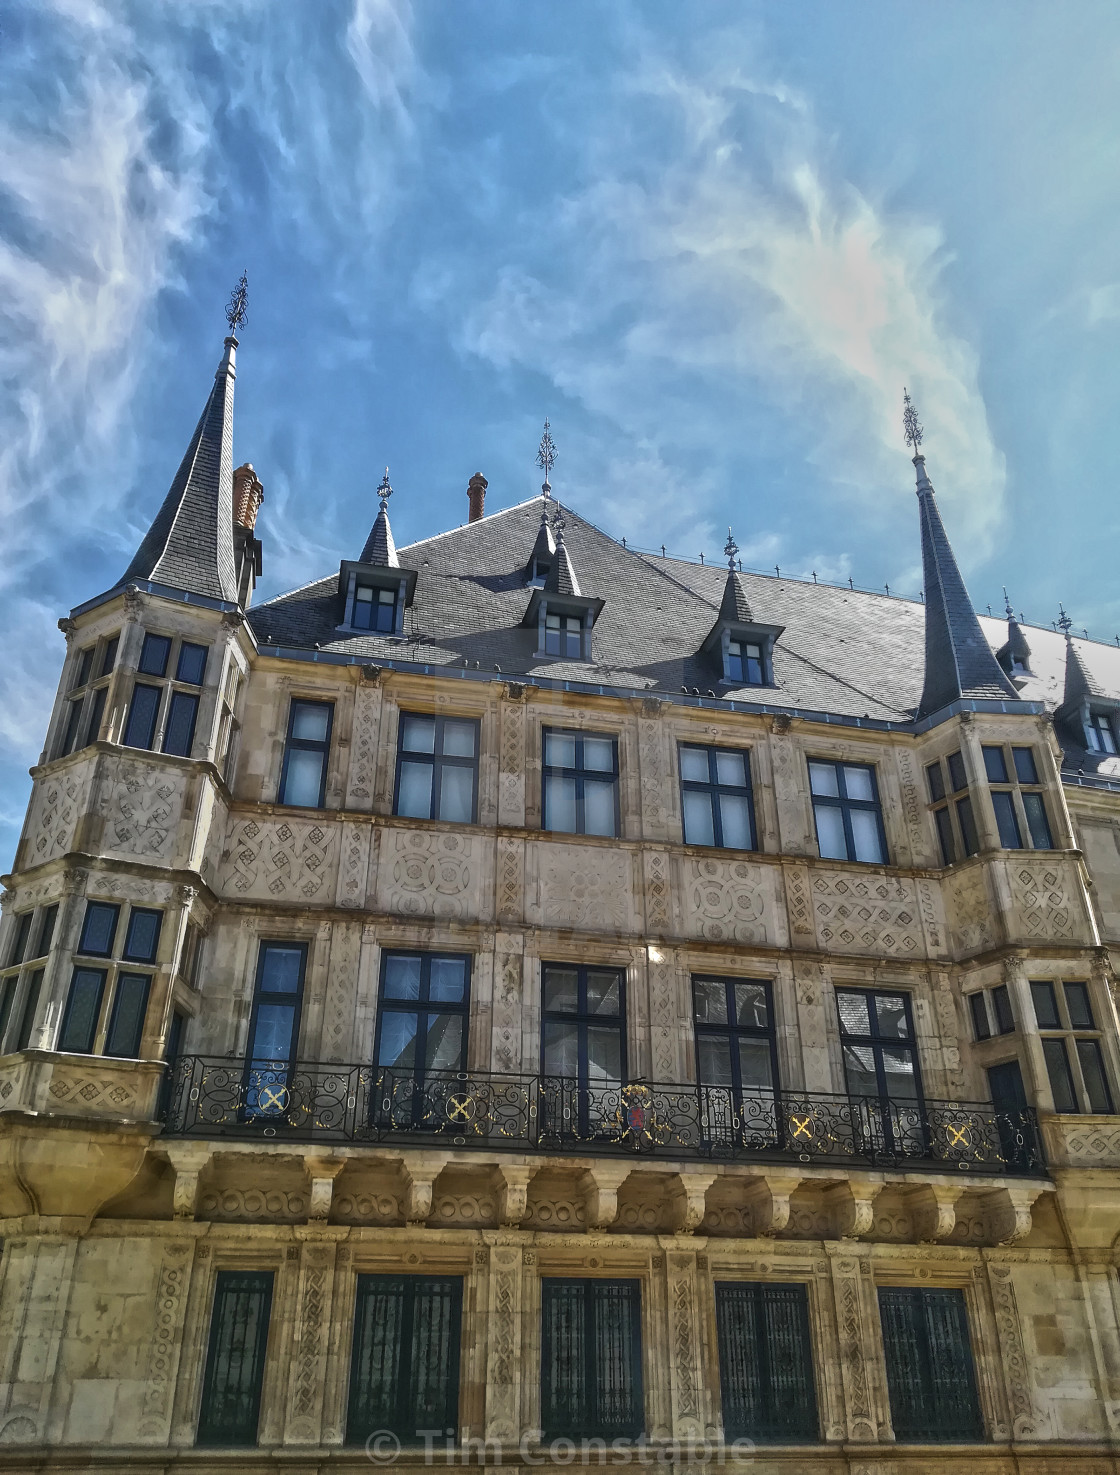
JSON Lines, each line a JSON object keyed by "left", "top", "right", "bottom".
{"left": 452, "top": 44, "right": 1005, "bottom": 557}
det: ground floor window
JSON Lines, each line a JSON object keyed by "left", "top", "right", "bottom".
{"left": 347, "top": 1274, "right": 462, "bottom": 1446}
{"left": 541, "top": 1278, "right": 643, "bottom": 1439}
{"left": 878, "top": 1286, "right": 983, "bottom": 1442}
{"left": 714, "top": 1281, "right": 818, "bottom": 1442}
{"left": 197, "top": 1271, "right": 273, "bottom": 1447}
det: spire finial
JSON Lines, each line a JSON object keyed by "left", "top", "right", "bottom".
{"left": 537, "top": 419, "right": 556, "bottom": 497}
{"left": 1058, "top": 604, "right": 1073, "bottom": 637}
{"left": 1003, "top": 586, "right": 1014, "bottom": 620}
{"left": 378, "top": 467, "right": 393, "bottom": 510}
{"left": 902, "top": 387, "right": 923, "bottom": 454}
{"left": 724, "top": 527, "right": 739, "bottom": 571}
{"left": 225, "top": 271, "right": 249, "bottom": 337}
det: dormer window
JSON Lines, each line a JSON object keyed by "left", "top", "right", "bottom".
{"left": 727, "top": 638, "right": 764, "bottom": 685}
{"left": 353, "top": 583, "right": 398, "bottom": 633}
{"left": 1086, "top": 711, "right": 1117, "bottom": 754}
{"left": 336, "top": 561, "right": 416, "bottom": 638}
{"left": 529, "top": 559, "right": 549, "bottom": 588}
{"left": 545, "top": 612, "right": 583, "bottom": 658}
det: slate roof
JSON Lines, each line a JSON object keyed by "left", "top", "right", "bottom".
{"left": 544, "top": 530, "right": 581, "bottom": 596}
{"left": 119, "top": 337, "right": 240, "bottom": 603}
{"left": 717, "top": 568, "right": 754, "bottom": 624}
{"left": 249, "top": 491, "right": 1120, "bottom": 781}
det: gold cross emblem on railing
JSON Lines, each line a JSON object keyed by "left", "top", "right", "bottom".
{"left": 258, "top": 1085, "right": 288, "bottom": 1112}
{"left": 790, "top": 1114, "right": 813, "bottom": 1140}
{"left": 945, "top": 1123, "right": 971, "bottom": 1150}
{"left": 446, "top": 1093, "right": 476, "bottom": 1122}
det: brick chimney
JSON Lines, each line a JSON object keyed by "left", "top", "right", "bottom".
{"left": 467, "top": 472, "right": 488, "bottom": 523}
{"left": 233, "top": 463, "right": 264, "bottom": 531}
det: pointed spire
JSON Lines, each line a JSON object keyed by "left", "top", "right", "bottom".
{"left": 537, "top": 419, "right": 556, "bottom": 498}
{"left": 718, "top": 528, "right": 753, "bottom": 622}
{"left": 527, "top": 497, "right": 557, "bottom": 577}
{"left": 998, "top": 585, "right": 1033, "bottom": 674}
{"left": 543, "top": 513, "right": 581, "bottom": 595}
{"left": 1060, "top": 606, "right": 1106, "bottom": 706}
{"left": 119, "top": 283, "right": 246, "bottom": 602}
{"left": 360, "top": 467, "right": 400, "bottom": 567}
{"left": 904, "top": 389, "right": 1018, "bottom": 716}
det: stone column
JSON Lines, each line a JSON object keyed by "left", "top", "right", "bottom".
{"left": 0, "top": 1233, "right": 79, "bottom": 1446}
{"left": 283, "top": 1235, "right": 344, "bottom": 1444}
{"left": 661, "top": 1242, "right": 708, "bottom": 1440}
{"left": 482, "top": 1238, "right": 526, "bottom": 1445}
{"left": 825, "top": 1246, "right": 885, "bottom": 1443}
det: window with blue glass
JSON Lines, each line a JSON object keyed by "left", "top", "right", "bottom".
{"left": 373, "top": 952, "right": 470, "bottom": 1128}
{"left": 353, "top": 583, "right": 398, "bottom": 632}
{"left": 679, "top": 744, "right": 756, "bottom": 850}
{"left": 394, "top": 714, "right": 479, "bottom": 824}
{"left": 243, "top": 942, "right": 308, "bottom": 1116}
{"left": 278, "top": 700, "right": 333, "bottom": 807}
{"left": 123, "top": 632, "right": 209, "bottom": 755}
{"left": 542, "top": 729, "right": 619, "bottom": 837}
{"left": 809, "top": 760, "right": 886, "bottom": 864}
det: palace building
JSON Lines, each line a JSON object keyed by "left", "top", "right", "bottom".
{"left": 2, "top": 319, "right": 1120, "bottom": 1473}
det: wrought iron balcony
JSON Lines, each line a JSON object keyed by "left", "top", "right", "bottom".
{"left": 161, "top": 1058, "right": 1044, "bottom": 1177}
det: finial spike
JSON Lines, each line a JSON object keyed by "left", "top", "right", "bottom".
{"left": 902, "top": 386, "right": 923, "bottom": 453}
{"left": 724, "top": 527, "right": 739, "bottom": 570}
{"left": 378, "top": 467, "right": 393, "bottom": 509}
{"left": 537, "top": 419, "right": 557, "bottom": 496}
{"left": 225, "top": 271, "right": 249, "bottom": 336}
{"left": 1003, "top": 586, "right": 1014, "bottom": 620}
{"left": 1058, "top": 604, "right": 1073, "bottom": 636}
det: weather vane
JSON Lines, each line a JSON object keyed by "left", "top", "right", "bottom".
{"left": 537, "top": 419, "right": 556, "bottom": 496}
{"left": 725, "top": 528, "right": 739, "bottom": 570}
{"left": 377, "top": 467, "right": 393, "bottom": 510}
{"left": 902, "top": 387, "right": 923, "bottom": 453}
{"left": 225, "top": 271, "right": 249, "bottom": 336}
{"left": 1057, "top": 604, "right": 1073, "bottom": 636}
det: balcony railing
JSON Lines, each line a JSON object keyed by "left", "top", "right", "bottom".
{"left": 161, "top": 1058, "right": 1044, "bottom": 1176}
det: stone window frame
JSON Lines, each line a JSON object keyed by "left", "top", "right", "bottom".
{"left": 54, "top": 629, "right": 120, "bottom": 759}
{"left": 0, "top": 900, "right": 59, "bottom": 1054}
{"left": 122, "top": 629, "right": 211, "bottom": 758}
{"left": 1029, "top": 977, "right": 1115, "bottom": 1115}
{"left": 55, "top": 897, "right": 164, "bottom": 1060}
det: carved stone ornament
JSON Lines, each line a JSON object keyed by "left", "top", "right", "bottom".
{"left": 57, "top": 617, "right": 77, "bottom": 642}
{"left": 219, "top": 609, "right": 244, "bottom": 631}
{"left": 770, "top": 712, "right": 793, "bottom": 734}
{"left": 360, "top": 664, "right": 383, "bottom": 685}
{"left": 640, "top": 696, "right": 665, "bottom": 718}
{"left": 502, "top": 681, "right": 528, "bottom": 702}
{"left": 123, "top": 585, "right": 146, "bottom": 618}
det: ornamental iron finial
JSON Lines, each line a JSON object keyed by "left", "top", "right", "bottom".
{"left": 377, "top": 467, "right": 393, "bottom": 510}
{"left": 1058, "top": 604, "right": 1073, "bottom": 636}
{"left": 902, "top": 387, "right": 923, "bottom": 454}
{"left": 724, "top": 527, "right": 739, "bottom": 570}
{"left": 537, "top": 419, "right": 556, "bottom": 496}
{"left": 1003, "top": 586, "right": 1014, "bottom": 620}
{"left": 225, "top": 271, "right": 249, "bottom": 336}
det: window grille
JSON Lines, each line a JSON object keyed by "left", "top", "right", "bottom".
{"left": 540, "top": 1279, "right": 643, "bottom": 1439}
{"left": 197, "top": 1271, "right": 274, "bottom": 1446}
{"left": 347, "top": 1275, "right": 463, "bottom": 1445}
{"left": 714, "top": 1281, "right": 818, "bottom": 1443}
{"left": 877, "top": 1287, "right": 983, "bottom": 1443}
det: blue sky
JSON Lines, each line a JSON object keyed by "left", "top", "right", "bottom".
{"left": 2, "top": 0, "right": 1119, "bottom": 865}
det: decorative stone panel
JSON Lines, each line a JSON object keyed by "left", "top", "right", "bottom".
{"left": 375, "top": 828, "right": 483, "bottom": 921}
{"left": 335, "top": 820, "right": 372, "bottom": 909}
{"left": 0, "top": 1053, "right": 163, "bottom": 1123}
{"left": 22, "top": 764, "right": 90, "bottom": 865}
{"left": 529, "top": 843, "right": 634, "bottom": 935}
{"left": 98, "top": 756, "right": 187, "bottom": 862}
{"left": 344, "top": 681, "right": 384, "bottom": 811}
{"left": 941, "top": 863, "right": 996, "bottom": 957}
{"left": 220, "top": 813, "right": 340, "bottom": 902}
{"left": 683, "top": 855, "right": 776, "bottom": 945}
{"left": 1002, "top": 856, "right": 1091, "bottom": 946}
{"left": 810, "top": 869, "right": 924, "bottom": 959}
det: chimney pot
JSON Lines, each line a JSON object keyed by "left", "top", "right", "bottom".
{"left": 467, "top": 472, "right": 488, "bottom": 523}
{"left": 233, "top": 462, "right": 264, "bottom": 531}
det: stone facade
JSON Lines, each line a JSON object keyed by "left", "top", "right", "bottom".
{"left": 3, "top": 551, "right": 1120, "bottom": 1471}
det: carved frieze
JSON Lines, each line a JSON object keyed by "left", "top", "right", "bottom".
{"left": 376, "top": 829, "right": 480, "bottom": 921}
{"left": 531, "top": 843, "right": 633, "bottom": 934}
{"left": 23, "top": 767, "right": 90, "bottom": 865}
{"left": 685, "top": 855, "right": 770, "bottom": 944}
{"left": 811, "top": 870, "right": 922, "bottom": 958}
{"left": 100, "top": 758, "right": 186, "bottom": 862}
{"left": 221, "top": 814, "right": 339, "bottom": 902}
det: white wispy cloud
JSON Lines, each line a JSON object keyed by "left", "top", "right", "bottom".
{"left": 452, "top": 42, "right": 1005, "bottom": 558}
